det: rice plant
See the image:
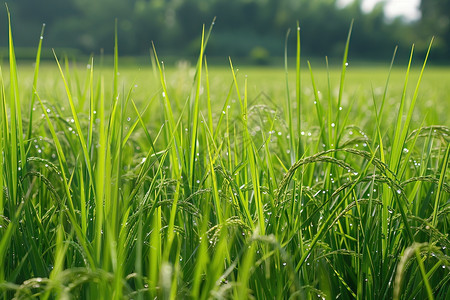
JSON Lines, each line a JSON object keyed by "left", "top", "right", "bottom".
{"left": 0, "top": 11, "right": 449, "bottom": 300}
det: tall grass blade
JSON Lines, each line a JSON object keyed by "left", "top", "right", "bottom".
{"left": 335, "top": 19, "right": 353, "bottom": 148}
{"left": 52, "top": 49, "right": 95, "bottom": 199}
{"left": 284, "top": 28, "right": 296, "bottom": 165}
{"left": 26, "top": 23, "right": 45, "bottom": 148}
{"left": 295, "top": 21, "right": 303, "bottom": 159}
{"left": 431, "top": 143, "right": 449, "bottom": 229}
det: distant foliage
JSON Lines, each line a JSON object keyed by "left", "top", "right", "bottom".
{"left": 2, "top": 0, "right": 442, "bottom": 60}
{"left": 417, "top": 0, "right": 450, "bottom": 60}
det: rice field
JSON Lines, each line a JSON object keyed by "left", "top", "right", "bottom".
{"left": 0, "top": 17, "right": 449, "bottom": 299}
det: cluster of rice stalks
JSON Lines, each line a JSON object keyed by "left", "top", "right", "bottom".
{"left": 0, "top": 12, "right": 448, "bottom": 300}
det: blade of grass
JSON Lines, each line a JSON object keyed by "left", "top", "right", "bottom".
{"left": 52, "top": 49, "right": 95, "bottom": 203}
{"left": 284, "top": 28, "right": 296, "bottom": 165}
{"left": 334, "top": 19, "right": 353, "bottom": 148}
{"left": 395, "top": 38, "right": 434, "bottom": 176}
{"left": 307, "top": 61, "right": 326, "bottom": 145}
{"left": 295, "top": 21, "right": 303, "bottom": 159}
{"left": 26, "top": 23, "right": 45, "bottom": 149}
{"left": 6, "top": 5, "right": 22, "bottom": 205}
{"left": 0, "top": 69, "right": 4, "bottom": 216}
{"left": 188, "top": 26, "right": 205, "bottom": 189}
{"left": 431, "top": 143, "right": 449, "bottom": 229}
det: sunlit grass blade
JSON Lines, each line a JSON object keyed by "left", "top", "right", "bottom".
{"left": 0, "top": 69, "right": 4, "bottom": 217}
{"left": 6, "top": 5, "right": 23, "bottom": 205}
{"left": 295, "top": 21, "right": 303, "bottom": 159}
{"left": 307, "top": 61, "right": 326, "bottom": 144}
{"left": 431, "top": 143, "right": 449, "bottom": 229}
{"left": 188, "top": 26, "right": 205, "bottom": 189}
{"left": 389, "top": 45, "right": 414, "bottom": 174}
{"left": 26, "top": 23, "right": 45, "bottom": 148}
{"left": 205, "top": 127, "right": 223, "bottom": 225}
{"left": 52, "top": 49, "right": 95, "bottom": 200}
{"left": 284, "top": 28, "right": 295, "bottom": 165}
{"left": 371, "top": 46, "right": 398, "bottom": 162}
{"left": 396, "top": 38, "right": 434, "bottom": 174}
{"left": 334, "top": 19, "right": 353, "bottom": 148}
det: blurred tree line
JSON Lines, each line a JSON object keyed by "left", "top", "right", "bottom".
{"left": 2, "top": 0, "right": 448, "bottom": 62}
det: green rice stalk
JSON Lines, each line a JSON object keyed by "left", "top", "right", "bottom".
{"left": 205, "top": 124, "right": 224, "bottom": 225}
{"left": 395, "top": 38, "right": 434, "bottom": 176}
{"left": 52, "top": 51, "right": 95, "bottom": 202}
{"left": 6, "top": 6, "right": 24, "bottom": 207}
{"left": 36, "top": 92, "right": 95, "bottom": 268}
{"left": 236, "top": 237, "right": 256, "bottom": 299}
{"left": 26, "top": 24, "right": 45, "bottom": 150}
{"left": 295, "top": 21, "right": 303, "bottom": 159}
{"left": 284, "top": 28, "right": 296, "bottom": 165}
{"left": 0, "top": 70, "right": 4, "bottom": 217}
{"left": 188, "top": 26, "right": 205, "bottom": 190}
{"left": 307, "top": 61, "right": 326, "bottom": 145}
{"left": 295, "top": 148, "right": 379, "bottom": 272}
{"left": 334, "top": 19, "right": 353, "bottom": 149}
{"left": 431, "top": 144, "right": 449, "bottom": 229}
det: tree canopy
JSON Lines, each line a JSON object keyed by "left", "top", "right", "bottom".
{"left": 2, "top": 0, "right": 446, "bottom": 62}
